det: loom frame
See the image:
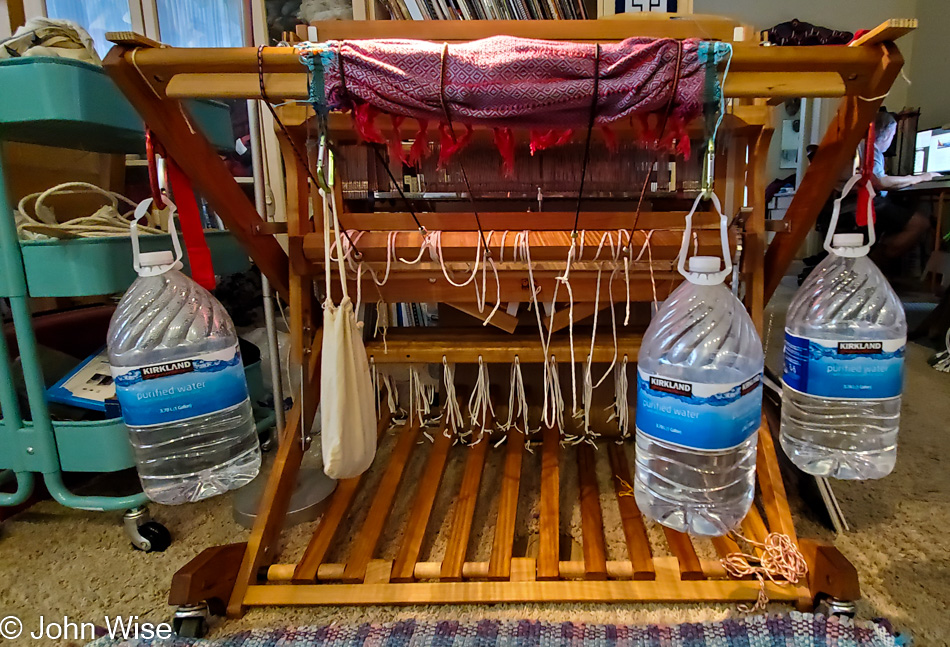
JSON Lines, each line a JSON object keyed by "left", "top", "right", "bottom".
{"left": 102, "top": 16, "right": 907, "bottom": 618}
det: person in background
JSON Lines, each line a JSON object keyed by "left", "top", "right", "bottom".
{"left": 861, "top": 110, "right": 938, "bottom": 261}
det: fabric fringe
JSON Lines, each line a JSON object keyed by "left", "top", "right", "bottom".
{"left": 352, "top": 102, "right": 386, "bottom": 144}
{"left": 387, "top": 114, "right": 407, "bottom": 165}
{"left": 437, "top": 122, "right": 474, "bottom": 167}
{"left": 600, "top": 124, "right": 618, "bottom": 154}
{"left": 492, "top": 127, "right": 516, "bottom": 177}
{"left": 406, "top": 119, "right": 431, "bottom": 166}
{"left": 529, "top": 128, "right": 574, "bottom": 155}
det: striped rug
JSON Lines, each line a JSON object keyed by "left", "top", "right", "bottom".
{"left": 88, "top": 614, "right": 907, "bottom": 647}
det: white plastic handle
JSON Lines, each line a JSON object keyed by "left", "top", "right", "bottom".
{"left": 823, "top": 173, "right": 876, "bottom": 258}
{"left": 677, "top": 192, "right": 732, "bottom": 285}
{"left": 131, "top": 197, "right": 184, "bottom": 276}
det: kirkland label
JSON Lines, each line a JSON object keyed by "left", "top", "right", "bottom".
{"left": 635, "top": 369, "right": 763, "bottom": 451}
{"left": 783, "top": 332, "right": 905, "bottom": 399}
{"left": 111, "top": 344, "right": 249, "bottom": 427}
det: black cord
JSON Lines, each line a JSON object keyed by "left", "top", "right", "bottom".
{"left": 371, "top": 144, "right": 428, "bottom": 235}
{"left": 571, "top": 43, "right": 601, "bottom": 237}
{"left": 256, "top": 45, "right": 361, "bottom": 256}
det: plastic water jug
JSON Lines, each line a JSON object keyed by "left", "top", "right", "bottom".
{"left": 107, "top": 200, "right": 261, "bottom": 504}
{"left": 635, "top": 194, "right": 764, "bottom": 536}
{"left": 781, "top": 177, "right": 906, "bottom": 479}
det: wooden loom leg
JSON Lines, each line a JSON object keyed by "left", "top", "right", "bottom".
{"left": 440, "top": 436, "right": 490, "bottom": 581}
{"left": 169, "top": 543, "right": 247, "bottom": 616}
{"left": 763, "top": 43, "right": 904, "bottom": 300}
{"left": 756, "top": 416, "right": 798, "bottom": 542}
{"left": 576, "top": 444, "right": 607, "bottom": 580}
{"left": 487, "top": 430, "right": 525, "bottom": 580}
{"left": 537, "top": 424, "right": 560, "bottom": 581}
{"left": 102, "top": 46, "right": 289, "bottom": 299}
{"left": 390, "top": 425, "right": 453, "bottom": 582}
{"left": 226, "top": 330, "right": 322, "bottom": 617}
{"left": 607, "top": 444, "right": 656, "bottom": 580}
{"left": 800, "top": 538, "right": 861, "bottom": 605}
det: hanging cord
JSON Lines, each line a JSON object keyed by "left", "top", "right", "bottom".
{"left": 606, "top": 356, "right": 630, "bottom": 438}
{"left": 721, "top": 533, "right": 809, "bottom": 613}
{"left": 256, "top": 45, "right": 361, "bottom": 258}
{"left": 467, "top": 356, "right": 495, "bottom": 443}
{"left": 501, "top": 357, "right": 536, "bottom": 445}
{"left": 571, "top": 43, "right": 602, "bottom": 236}
{"left": 371, "top": 144, "right": 428, "bottom": 236}
{"left": 409, "top": 365, "right": 436, "bottom": 438}
{"left": 632, "top": 40, "right": 684, "bottom": 231}
{"left": 439, "top": 42, "right": 492, "bottom": 258}
{"left": 441, "top": 357, "right": 466, "bottom": 440}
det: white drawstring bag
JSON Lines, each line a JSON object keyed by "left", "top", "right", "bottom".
{"left": 320, "top": 187, "right": 377, "bottom": 479}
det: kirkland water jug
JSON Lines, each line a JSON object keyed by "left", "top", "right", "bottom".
{"left": 108, "top": 200, "right": 261, "bottom": 504}
{"left": 635, "top": 194, "right": 764, "bottom": 536}
{"left": 781, "top": 176, "right": 906, "bottom": 480}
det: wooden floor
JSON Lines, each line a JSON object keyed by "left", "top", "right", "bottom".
{"left": 250, "top": 418, "right": 812, "bottom": 608}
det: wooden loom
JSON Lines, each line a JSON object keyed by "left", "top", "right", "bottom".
{"left": 103, "top": 17, "right": 908, "bottom": 616}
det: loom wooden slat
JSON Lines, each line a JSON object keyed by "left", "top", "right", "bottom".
{"left": 390, "top": 427, "right": 453, "bottom": 583}
{"left": 293, "top": 410, "right": 393, "bottom": 582}
{"left": 243, "top": 578, "right": 809, "bottom": 606}
{"left": 743, "top": 125, "right": 774, "bottom": 333}
{"left": 273, "top": 558, "right": 745, "bottom": 582}
{"left": 755, "top": 418, "right": 798, "bottom": 542}
{"left": 662, "top": 528, "right": 705, "bottom": 581}
{"left": 447, "top": 303, "right": 520, "bottom": 333}
{"left": 848, "top": 18, "right": 917, "bottom": 47}
{"left": 440, "top": 436, "right": 490, "bottom": 581}
{"left": 366, "top": 328, "right": 644, "bottom": 364}
{"left": 487, "top": 431, "right": 525, "bottom": 580}
{"left": 711, "top": 535, "right": 742, "bottom": 559}
{"left": 547, "top": 303, "right": 610, "bottom": 333}
{"left": 576, "top": 444, "right": 608, "bottom": 580}
{"left": 607, "top": 445, "right": 656, "bottom": 580}
{"left": 537, "top": 425, "right": 560, "bottom": 581}
{"left": 342, "top": 419, "right": 423, "bottom": 583}
{"left": 303, "top": 229, "right": 734, "bottom": 264}
{"left": 338, "top": 275, "right": 679, "bottom": 306}
{"left": 338, "top": 211, "right": 724, "bottom": 233}
{"left": 741, "top": 505, "right": 770, "bottom": 546}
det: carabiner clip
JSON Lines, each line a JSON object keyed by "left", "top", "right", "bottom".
{"left": 314, "top": 132, "right": 332, "bottom": 192}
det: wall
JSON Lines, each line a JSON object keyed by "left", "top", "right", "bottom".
{"left": 907, "top": 0, "right": 950, "bottom": 128}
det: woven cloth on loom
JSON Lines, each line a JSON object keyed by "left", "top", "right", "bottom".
{"left": 305, "top": 37, "right": 727, "bottom": 129}
{"left": 88, "top": 615, "right": 907, "bottom": 647}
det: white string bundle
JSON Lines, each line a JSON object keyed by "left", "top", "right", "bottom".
{"left": 606, "top": 356, "right": 631, "bottom": 439}
{"left": 467, "top": 356, "right": 495, "bottom": 443}
{"left": 408, "top": 365, "right": 436, "bottom": 435}
{"left": 501, "top": 357, "right": 536, "bottom": 445}
{"left": 441, "top": 357, "right": 465, "bottom": 440}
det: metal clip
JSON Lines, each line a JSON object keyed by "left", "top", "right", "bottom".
{"left": 700, "top": 138, "right": 716, "bottom": 200}
{"left": 315, "top": 132, "right": 332, "bottom": 192}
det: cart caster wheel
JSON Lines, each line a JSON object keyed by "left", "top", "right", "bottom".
{"left": 124, "top": 507, "right": 172, "bottom": 552}
{"left": 172, "top": 603, "right": 210, "bottom": 638}
{"left": 815, "top": 595, "right": 857, "bottom": 618}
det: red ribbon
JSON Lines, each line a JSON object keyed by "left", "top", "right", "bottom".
{"left": 856, "top": 122, "right": 876, "bottom": 228}
{"left": 166, "top": 160, "right": 216, "bottom": 292}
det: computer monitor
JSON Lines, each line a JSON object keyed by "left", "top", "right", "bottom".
{"left": 915, "top": 128, "right": 950, "bottom": 174}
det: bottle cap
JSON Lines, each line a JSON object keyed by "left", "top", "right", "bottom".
{"left": 688, "top": 256, "right": 721, "bottom": 273}
{"left": 832, "top": 233, "right": 864, "bottom": 248}
{"left": 138, "top": 251, "right": 175, "bottom": 267}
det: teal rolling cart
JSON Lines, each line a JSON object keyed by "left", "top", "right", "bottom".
{"left": 0, "top": 57, "right": 260, "bottom": 550}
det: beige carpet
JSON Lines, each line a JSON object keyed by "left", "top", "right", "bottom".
{"left": 2, "top": 289, "right": 949, "bottom": 645}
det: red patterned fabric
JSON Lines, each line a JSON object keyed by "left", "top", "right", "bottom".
{"left": 325, "top": 36, "right": 707, "bottom": 130}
